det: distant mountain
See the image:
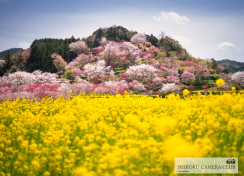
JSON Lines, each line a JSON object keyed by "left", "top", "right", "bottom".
{"left": 0, "top": 48, "right": 23, "bottom": 59}
{"left": 217, "top": 59, "right": 244, "bottom": 73}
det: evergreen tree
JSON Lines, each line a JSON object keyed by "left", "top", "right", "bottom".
{"left": 146, "top": 34, "right": 159, "bottom": 47}
{"left": 93, "top": 28, "right": 104, "bottom": 47}
{"left": 3, "top": 50, "right": 13, "bottom": 70}
{"left": 211, "top": 58, "right": 218, "bottom": 69}
{"left": 41, "top": 45, "right": 47, "bottom": 71}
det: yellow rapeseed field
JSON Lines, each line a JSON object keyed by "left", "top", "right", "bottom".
{"left": 0, "top": 92, "right": 244, "bottom": 176}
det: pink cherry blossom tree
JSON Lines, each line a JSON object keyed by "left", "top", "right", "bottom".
{"left": 181, "top": 71, "right": 195, "bottom": 83}
{"left": 130, "top": 33, "right": 147, "bottom": 46}
{"left": 125, "top": 64, "right": 158, "bottom": 82}
{"left": 69, "top": 40, "right": 89, "bottom": 55}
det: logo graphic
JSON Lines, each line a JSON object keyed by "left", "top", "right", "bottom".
{"left": 226, "top": 159, "right": 235, "bottom": 164}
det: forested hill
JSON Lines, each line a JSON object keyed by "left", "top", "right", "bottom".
{"left": 92, "top": 26, "right": 159, "bottom": 47}
{"left": 1, "top": 25, "right": 192, "bottom": 74}
{"left": 26, "top": 36, "right": 79, "bottom": 72}
{"left": 25, "top": 26, "right": 190, "bottom": 73}
{"left": 0, "top": 48, "right": 23, "bottom": 59}
{"left": 217, "top": 59, "right": 244, "bottom": 73}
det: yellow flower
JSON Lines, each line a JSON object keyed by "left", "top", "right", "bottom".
{"left": 43, "top": 171, "right": 51, "bottom": 176}
{"left": 167, "top": 93, "right": 175, "bottom": 99}
{"left": 216, "top": 78, "right": 225, "bottom": 87}
{"left": 231, "top": 87, "right": 236, "bottom": 91}
{"left": 183, "top": 89, "right": 190, "bottom": 96}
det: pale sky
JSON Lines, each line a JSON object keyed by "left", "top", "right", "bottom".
{"left": 0, "top": 0, "right": 244, "bottom": 62}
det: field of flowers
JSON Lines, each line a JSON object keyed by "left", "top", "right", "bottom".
{"left": 0, "top": 91, "right": 244, "bottom": 176}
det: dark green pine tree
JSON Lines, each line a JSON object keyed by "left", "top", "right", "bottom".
{"left": 63, "top": 41, "right": 71, "bottom": 63}
{"left": 70, "top": 35, "right": 76, "bottom": 42}
{"left": 211, "top": 58, "right": 218, "bottom": 69}
{"left": 146, "top": 34, "right": 159, "bottom": 47}
{"left": 41, "top": 45, "right": 47, "bottom": 71}
{"left": 106, "top": 27, "right": 113, "bottom": 41}
{"left": 4, "top": 50, "right": 13, "bottom": 70}
{"left": 93, "top": 28, "right": 104, "bottom": 48}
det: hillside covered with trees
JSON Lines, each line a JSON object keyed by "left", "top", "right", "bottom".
{"left": 217, "top": 59, "right": 244, "bottom": 73}
{"left": 0, "top": 48, "right": 23, "bottom": 59}
{"left": 0, "top": 26, "right": 193, "bottom": 76}
{"left": 1, "top": 25, "right": 244, "bottom": 102}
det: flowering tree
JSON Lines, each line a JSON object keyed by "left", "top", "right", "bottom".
{"left": 93, "top": 85, "right": 111, "bottom": 94}
{"left": 167, "top": 69, "right": 179, "bottom": 77}
{"left": 202, "top": 83, "right": 209, "bottom": 90}
{"left": 152, "top": 77, "right": 167, "bottom": 85}
{"left": 150, "top": 45, "right": 159, "bottom": 51}
{"left": 184, "top": 67, "right": 196, "bottom": 74}
{"left": 69, "top": 41, "right": 88, "bottom": 55}
{"left": 231, "top": 72, "right": 244, "bottom": 83}
{"left": 33, "top": 70, "right": 58, "bottom": 84}
{"left": 65, "top": 54, "right": 88, "bottom": 70}
{"left": 72, "top": 68, "right": 83, "bottom": 76}
{"left": 181, "top": 71, "right": 195, "bottom": 83}
{"left": 0, "top": 60, "right": 6, "bottom": 69}
{"left": 160, "top": 83, "right": 180, "bottom": 94}
{"left": 160, "top": 66, "right": 169, "bottom": 72}
{"left": 83, "top": 60, "right": 111, "bottom": 81}
{"left": 219, "top": 73, "right": 232, "bottom": 81}
{"left": 142, "top": 52, "right": 154, "bottom": 60}
{"left": 104, "top": 81, "right": 121, "bottom": 94}
{"left": 0, "top": 71, "right": 58, "bottom": 87}
{"left": 102, "top": 42, "right": 123, "bottom": 64}
{"left": 72, "top": 83, "right": 93, "bottom": 95}
{"left": 119, "top": 42, "right": 141, "bottom": 64}
{"left": 51, "top": 53, "right": 67, "bottom": 71}
{"left": 183, "top": 61, "right": 194, "bottom": 66}
{"left": 119, "top": 73, "right": 127, "bottom": 81}
{"left": 125, "top": 64, "right": 158, "bottom": 82}
{"left": 20, "top": 49, "right": 31, "bottom": 65}
{"left": 103, "top": 80, "right": 129, "bottom": 94}
{"left": 128, "top": 80, "right": 146, "bottom": 92}
{"left": 93, "top": 47, "right": 105, "bottom": 54}
{"left": 100, "top": 37, "right": 107, "bottom": 46}
{"left": 166, "top": 76, "right": 180, "bottom": 84}
{"left": 130, "top": 34, "right": 147, "bottom": 45}
{"left": 120, "top": 42, "right": 139, "bottom": 55}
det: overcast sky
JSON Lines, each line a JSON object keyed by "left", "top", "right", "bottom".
{"left": 0, "top": 0, "right": 244, "bottom": 62}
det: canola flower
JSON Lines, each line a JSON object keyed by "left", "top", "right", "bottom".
{"left": 0, "top": 92, "right": 244, "bottom": 176}
{"left": 183, "top": 89, "right": 190, "bottom": 96}
{"left": 216, "top": 79, "right": 225, "bottom": 88}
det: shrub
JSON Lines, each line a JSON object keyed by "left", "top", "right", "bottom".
{"left": 189, "top": 84, "right": 194, "bottom": 91}
{"left": 65, "top": 70, "right": 75, "bottom": 80}
{"left": 93, "top": 77, "right": 101, "bottom": 84}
